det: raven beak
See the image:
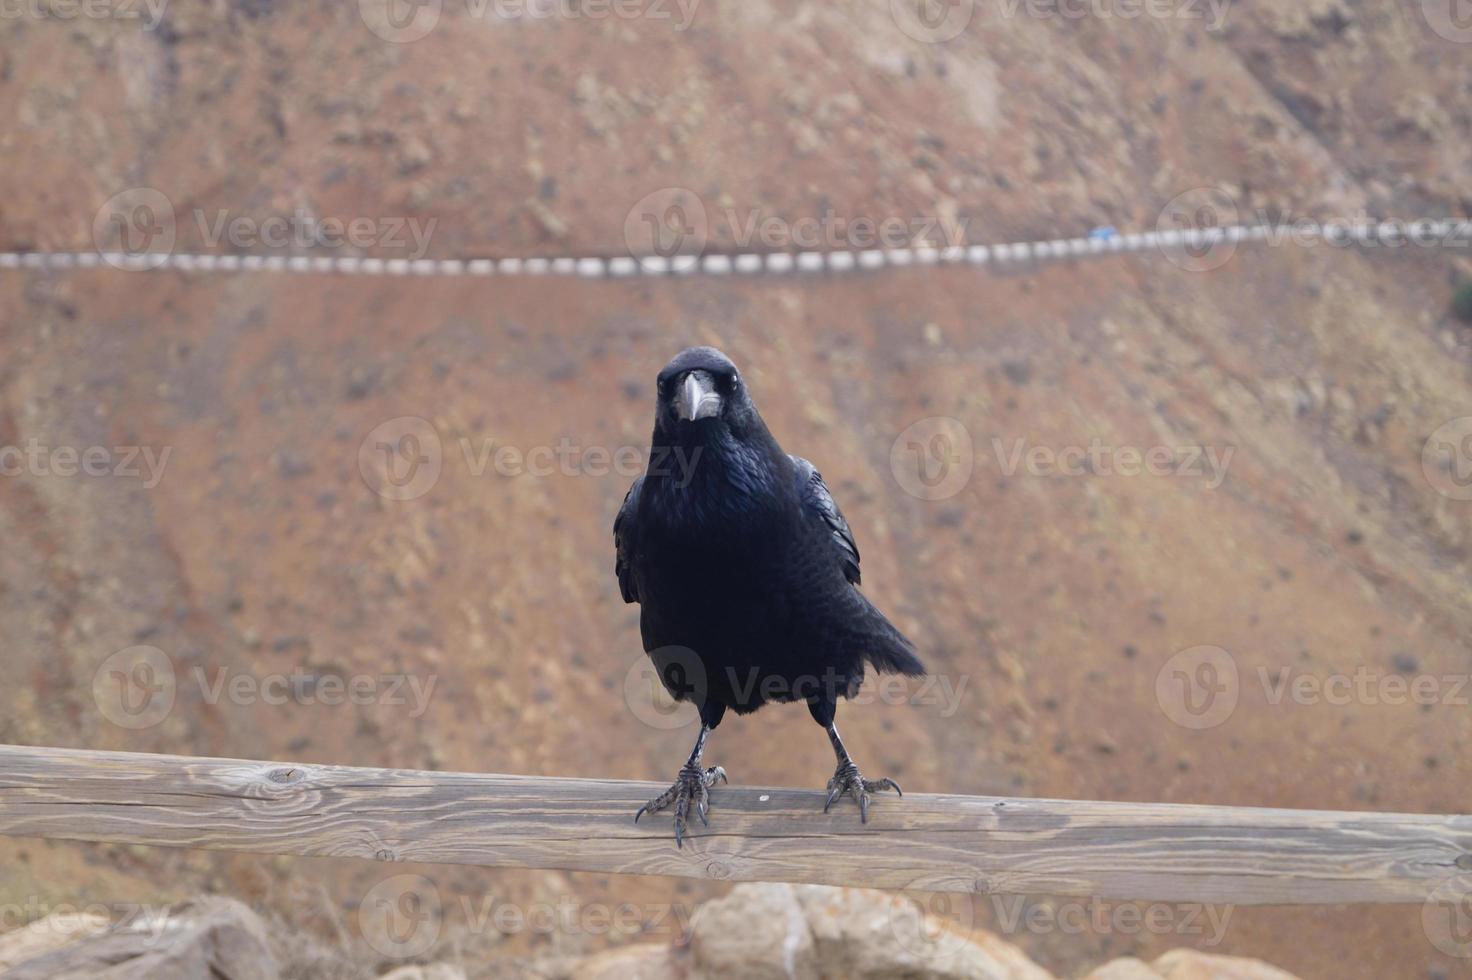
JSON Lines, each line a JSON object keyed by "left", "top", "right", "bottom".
{"left": 676, "top": 371, "right": 721, "bottom": 422}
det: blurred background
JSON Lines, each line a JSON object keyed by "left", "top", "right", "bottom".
{"left": 1, "top": 0, "right": 1470, "bottom": 977}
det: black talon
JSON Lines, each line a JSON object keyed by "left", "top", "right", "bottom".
{"left": 635, "top": 726, "right": 727, "bottom": 846}
{"left": 820, "top": 723, "right": 903, "bottom": 822}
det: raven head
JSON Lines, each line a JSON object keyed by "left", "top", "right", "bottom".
{"left": 654, "top": 347, "right": 756, "bottom": 433}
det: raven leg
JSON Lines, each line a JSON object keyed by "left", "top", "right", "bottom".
{"left": 634, "top": 717, "right": 728, "bottom": 847}
{"left": 809, "top": 698, "right": 902, "bottom": 823}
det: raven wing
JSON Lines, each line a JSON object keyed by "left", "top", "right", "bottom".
{"left": 613, "top": 476, "right": 644, "bottom": 603}
{"left": 791, "top": 455, "right": 861, "bottom": 586}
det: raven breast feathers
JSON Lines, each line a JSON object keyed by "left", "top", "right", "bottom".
{"left": 614, "top": 454, "right": 860, "bottom": 603}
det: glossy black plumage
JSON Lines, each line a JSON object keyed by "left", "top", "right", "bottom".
{"left": 616, "top": 348, "right": 922, "bottom": 842}
{"left": 615, "top": 347, "right": 923, "bottom": 724}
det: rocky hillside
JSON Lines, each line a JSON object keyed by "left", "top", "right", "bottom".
{"left": 0, "top": 1, "right": 1470, "bottom": 978}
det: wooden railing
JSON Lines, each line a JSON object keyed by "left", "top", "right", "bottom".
{"left": 1, "top": 744, "right": 1467, "bottom": 905}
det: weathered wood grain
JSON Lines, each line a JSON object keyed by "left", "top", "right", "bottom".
{"left": 0, "top": 744, "right": 1467, "bottom": 904}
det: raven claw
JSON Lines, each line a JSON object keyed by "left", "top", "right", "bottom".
{"left": 823, "top": 761, "right": 902, "bottom": 823}
{"left": 635, "top": 764, "right": 727, "bottom": 847}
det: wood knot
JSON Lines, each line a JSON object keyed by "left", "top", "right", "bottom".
{"left": 706, "top": 860, "right": 732, "bottom": 879}
{"left": 1456, "top": 853, "right": 1472, "bottom": 872}
{"left": 267, "top": 767, "right": 304, "bottom": 784}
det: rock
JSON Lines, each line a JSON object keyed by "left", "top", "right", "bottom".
{"left": 567, "top": 943, "right": 683, "bottom": 980}
{"left": 794, "top": 884, "right": 1053, "bottom": 980}
{"left": 526, "top": 198, "right": 569, "bottom": 239}
{"left": 1084, "top": 959, "right": 1167, "bottom": 979}
{"left": 379, "top": 965, "right": 468, "bottom": 980}
{"left": 1389, "top": 93, "right": 1450, "bottom": 142}
{"left": 398, "top": 136, "right": 434, "bottom": 174}
{"left": 1256, "top": 0, "right": 1352, "bottom": 40}
{"left": 690, "top": 882, "right": 818, "bottom": 980}
{"left": 0, "top": 912, "right": 111, "bottom": 971}
{"left": 1153, "top": 949, "right": 1304, "bottom": 979}
{"left": 687, "top": 883, "right": 1053, "bottom": 980}
{"left": 2, "top": 897, "right": 278, "bottom": 980}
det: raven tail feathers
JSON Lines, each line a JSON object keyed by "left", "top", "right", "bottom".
{"left": 863, "top": 618, "right": 925, "bottom": 677}
{"left": 866, "top": 640, "right": 925, "bottom": 676}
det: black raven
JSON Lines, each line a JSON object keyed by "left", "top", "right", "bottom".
{"left": 615, "top": 346, "right": 924, "bottom": 844}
